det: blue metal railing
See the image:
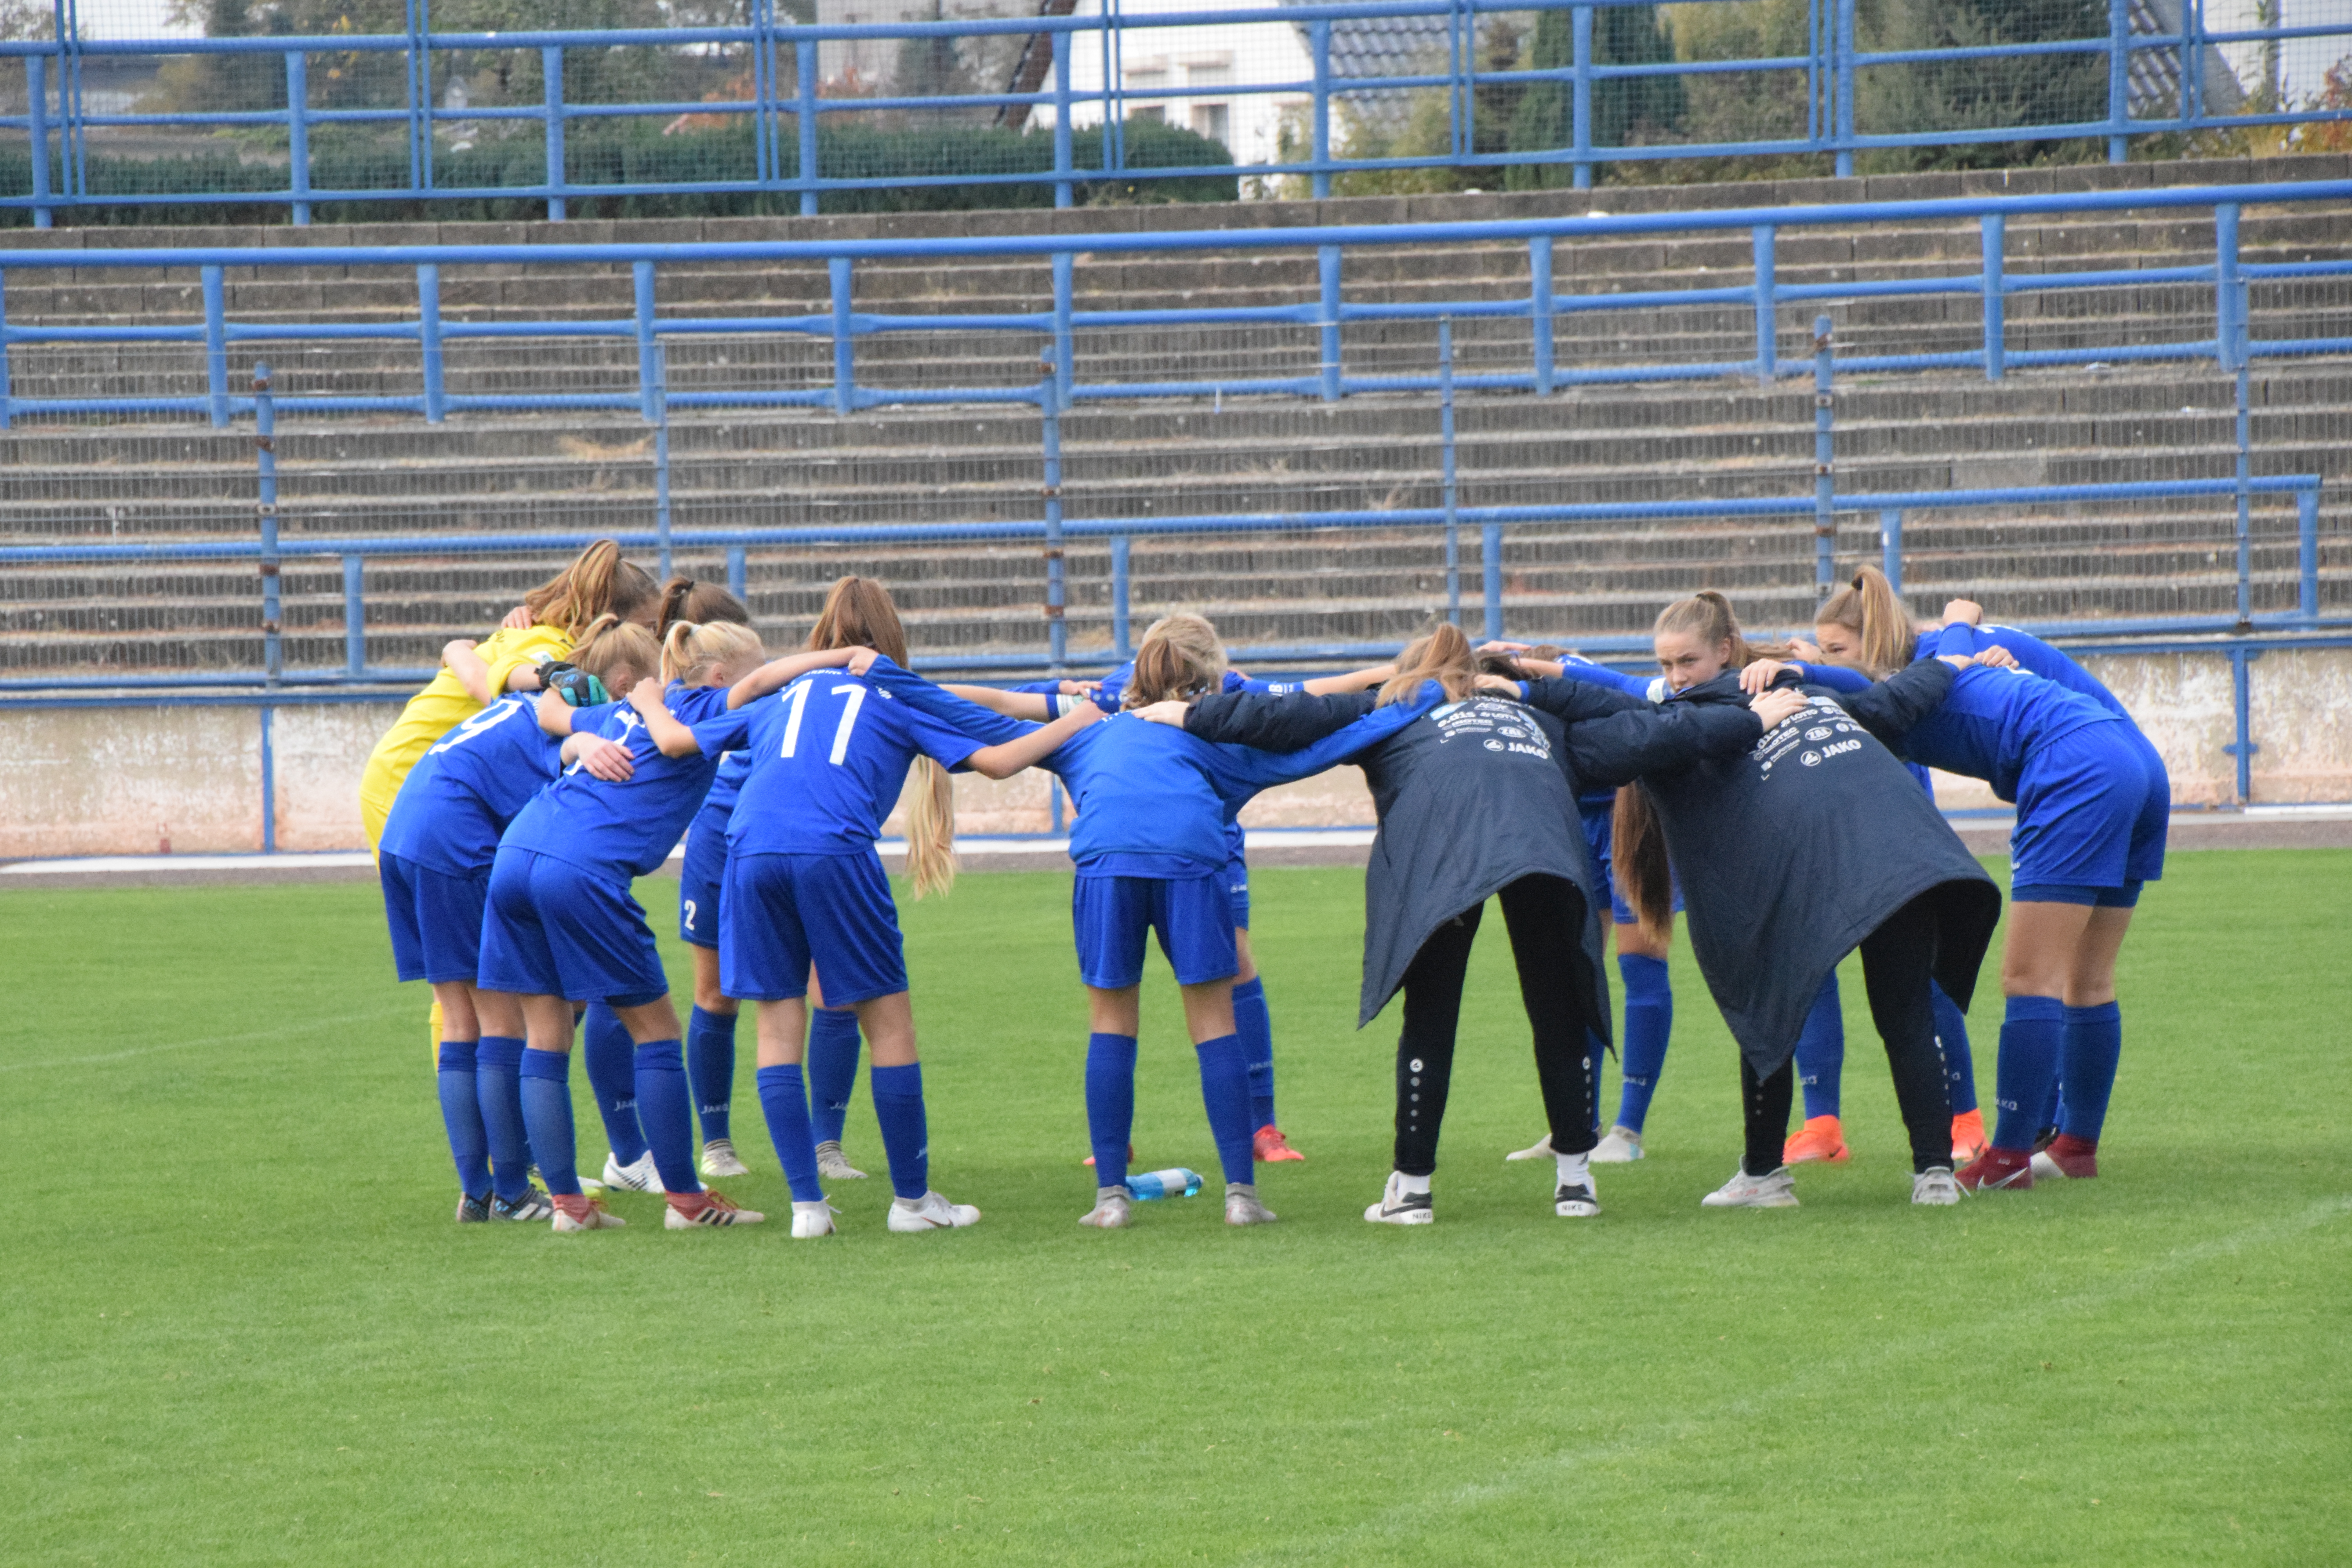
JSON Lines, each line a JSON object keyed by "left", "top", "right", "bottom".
{"left": 5, "top": 1, "right": 2348, "bottom": 225}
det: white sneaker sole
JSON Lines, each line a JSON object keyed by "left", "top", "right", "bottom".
{"left": 888, "top": 1198, "right": 981, "bottom": 1231}
{"left": 790, "top": 1203, "right": 838, "bottom": 1239}
{"left": 601, "top": 1156, "right": 664, "bottom": 1194}
{"left": 665, "top": 1205, "right": 767, "bottom": 1229}
{"left": 1504, "top": 1134, "right": 1553, "bottom": 1161}
{"left": 699, "top": 1147, "right": 751, "bottom": 1180}
{"left": 1363, "top": 1203, "right": 1433, "bottom": 1225}
{"left": 1700, "top": 1190, "right": 1800, "bottom": 1209}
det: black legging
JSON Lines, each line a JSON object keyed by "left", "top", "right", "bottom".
{"left": 1393, "top": 874, "right": 1598, "bottom": 1176}
{"left": 1740, "top": 890, "right": 1953, "bottom": 1176}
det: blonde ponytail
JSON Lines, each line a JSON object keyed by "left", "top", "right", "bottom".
{"left": 902, "top": 759, "right": 958, "bottom": 900}
{"left": 1815, "top": 566, "right": 1912, "bottom": 677}
{"left": 661, "top": 621, "right": 764, "bottom": 686}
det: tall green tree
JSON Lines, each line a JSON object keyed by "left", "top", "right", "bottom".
{"left": 1506, "top": 4, "right": 1685, "bottom": 189}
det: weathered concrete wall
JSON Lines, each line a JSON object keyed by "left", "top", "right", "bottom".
{"left": 7, "top": 652, "right": 2346, "bottom": 857}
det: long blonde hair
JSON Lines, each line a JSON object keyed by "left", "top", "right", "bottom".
{"left": 1377, "top": 622, "right": 1477, "bottom": 706}
{"left": 523, "top": 540, "right": 660, "bottom": 639}
{"left": 1815, "top": 566, "right": 1913, "bottom": 678}
{"left": 661, "top": 620, "right": 764, "bottom": 686}
{"left": 1653, "top": 588, "right": 1790, "bottom": 670}
{"left": 569, "top": 613, "right": 662, "bottom": 699}
{"left": 1122, "top": 613, "right": 1229, "bottom": 708}
{"left": 806, "top": 576, "right": 958, "bottom": 900}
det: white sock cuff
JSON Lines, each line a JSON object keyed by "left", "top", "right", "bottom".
{"left": 1395, "top": 1172, "right": 1432, "bottom": 1196}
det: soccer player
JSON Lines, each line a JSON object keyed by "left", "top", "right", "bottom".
{"left": 476, "top": 620, "right": 777, "bottom": 1232}
{"left": 681, "top": 576, "right": 1103, "bottom": 1239}
{"left": 1602, "top": 592, "right": 2004, "bottom": 1209}
{"left": 377, "top": 615, "right": 657, "bottom": 1222}
{"left": 1800, "top": 570, "right": 2166, "bottom": 1190}
{"left": 1156, "top": 622, "right": 1800, "bottom": 1224}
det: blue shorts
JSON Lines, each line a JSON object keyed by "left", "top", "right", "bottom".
{"left": 1580, "top": 801, "right": 1682, "bottom": 927}
{"left": 379, "top": 852, "right": 489, "bottom": 985}
{"left": 1073, "top": 871, "right": 1239, "bottom": 989}
{"left": 720, "top": 850, "right": 907, "bottom": 1005}
{"left": 2010, "top": 721, "right": 2169, "bottom": 902}
{"left": 477, "top": 848, "right": 668, "bottom": 1006}
{"left": 678, "top": 809, "right": 729, "bottom": 949}
{"left": 1225, "top": 851, "right": 1251, "bottom": 931}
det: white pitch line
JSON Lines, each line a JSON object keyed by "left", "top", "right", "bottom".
{"left": 0, "top": 1004, "right": 415, "bottom": 1073}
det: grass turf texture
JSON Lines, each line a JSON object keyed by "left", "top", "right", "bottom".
{"left": 2, "top": 852, "right": 2345, "bottom": 1566}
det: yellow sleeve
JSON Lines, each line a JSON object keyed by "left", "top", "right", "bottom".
{"left": 479, "top": 624, "right": 577, "bottom": 697}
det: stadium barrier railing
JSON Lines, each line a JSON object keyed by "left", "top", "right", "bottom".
{"left": 3, "top": 1, "right": 2348, "bottom": 225}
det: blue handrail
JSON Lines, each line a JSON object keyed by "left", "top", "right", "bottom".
{"left": 5, "top": 0, "right": 2347, "bottom": 224}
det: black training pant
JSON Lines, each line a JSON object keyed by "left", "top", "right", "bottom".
{"left": 1739, "top": 890, "right": 1953, "bottom": 1176}
{"left": 1393, "top": 874, "right": 1598, "bottom": 1176}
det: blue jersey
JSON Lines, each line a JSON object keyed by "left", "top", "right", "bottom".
{"left": 691, "top": 662, "right": 987, "bottom": 856}
{"left": 1890, "top": 626, "right": 2120, "bottom": 801}
{"left": 500, "top": 682, "right": 734, "bottom": 882}
{"left": 378, "top": 695, "right": 615, "bottom": 877}
{"left": 701, "top": 749, "right": 753, "bottom": 820}
{"left": 1927, "top": 624, "right": 2134, "bottom": 726}
{"left": 1089, "top": 663, "right": 1294, "bottom": 713}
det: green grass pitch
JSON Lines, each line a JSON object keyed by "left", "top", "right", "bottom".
{"left": 3, "top": 850, "right": 2346, "bottom": 1566}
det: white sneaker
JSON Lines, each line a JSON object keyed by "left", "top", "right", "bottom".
{"left": 551, "top": 1197, "right": 626, "bottom": 1232}
{"left": 1590, "top": 1125, "right": 1644, "bottom": 1163}
{"left": 1911, "top": 1167, "right": 1966, "bottom": 1206}
{"left": 602, "top": 1150, "right": 663, "bottom": 1193}
{"left": 664, "top": 1191, "right": 766, "bottom": 1228}
{"left": 888, "top": 1190, "right": 981, "bottom": 1231}
{"left": 1224, "top": 1186, "right": 1279, "bottom": 1226}
{"left": 1504, "top": 1132, "right": 1554, "bottom": 1161}
{"left": 1363, "top": 1172, "right": 1434, "bottom": 1225}
{"left": 1700, "top": 1166, "right": 1800, "bottom": 1209}
{"left": 1554, "top": 1181, "right": 1601, "bottom": 1218}
{"left": 1079, "top": 1188, "right": 1132, "bottom": 1229}
{"left": 699, "top": 1138, "right": 750, "bottom": 1179}
{"left": 816, "top": 1141, "right": 869, "bottom": 1181}
{"left": 791, "top": 1200, "right": 839, "bottom": 1239}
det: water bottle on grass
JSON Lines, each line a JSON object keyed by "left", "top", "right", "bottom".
{"left": 1127, "top": 1168, "right": 1203, "bottom": 1201}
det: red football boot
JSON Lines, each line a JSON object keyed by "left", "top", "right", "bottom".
{"left": 1956, "top": 1145, "right": 2035, "bottom": 1191}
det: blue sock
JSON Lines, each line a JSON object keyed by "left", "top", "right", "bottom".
{"left": 686, "top": 1005, "right": 738, "bottom": 1145}
{"left": 436, "top": 1041, "right": 492, "bottom": 1200}
{"left": 2058, "top": 1002, "right": 2123, "bottom": 1145}
{"left": 517, "top": 1047, "right": 580, "bottom": 1196}
{"left": 1992, "top": 996, "right": 2067, "bottom": 1152}
{"left": 806, "top": 1007, "right": 862, "bottom": 1147}
{"left": 1793, "top": 971, "right": 1846, "bottom": 1122}
{"left": 1932, "top": 981, "right": 1978, "bottom": 1116}
{"left": 581, "top": 1003, "right": 649, "bottom": 1166}
{"left": 1613, "top": 953, "right": 1672, "bottom": 1133}
{"left": 474, "top": 1035, "right": 532, "bottom": 1204}
{"left": 1085, "top": 1032, "right": 1138, "bottom": 1191}
{"left": 1194, "top": 1033, "right": 1256, "bottom": 1187}
{"left": 633, "top": 1040, "right": 700, "bottom": 1195}
{"left": 1232, "top": 976, "right": 1277, "bottom": 1131}
{"left": 755, "top": 1064, "right": 823, "bottom": 1203}
{"left": 869, "top": 1062, "right": 930, "bottom": 1201}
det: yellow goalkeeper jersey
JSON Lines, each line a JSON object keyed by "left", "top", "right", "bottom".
{"left": 358, "top": 623, "right": 576, "bottom": 848}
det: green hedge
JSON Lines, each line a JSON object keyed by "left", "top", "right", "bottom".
{"left": 0, "top": 118, "right": 1237, "bottom": 226}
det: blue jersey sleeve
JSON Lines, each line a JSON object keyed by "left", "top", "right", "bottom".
{"left": 1554, "top": 656, "right": 1654, "bottom": 698}
{"left": 690, "top": 704, "right": 757, "bottom": 757}
{"left": 859, "top": 658, "right": 1039, "bottom": 751}
{"left": 1198, "top": 689, "right": 1439, "bottom": 799}
{"left": 1792, "top": 661, "right": 1873, "bottom": 693}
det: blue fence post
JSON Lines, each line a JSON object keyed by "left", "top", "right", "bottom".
{"left": 2226, "top": 646, "right": 2257, "bottom": 803}
{"left": 795, "top": 31, "right": 819, "bottom": 216}
{"left": 1529, "top": 236, "right": 1555, "bottom": 396}
{"left": 1319, "top": 245, "right": 1342, "bottom": 402}
{"left": 342, "top": 555, "right": 365, "bottom": 677}
{"left": 1111, "top": 535, "right": 1131, "bottom": 658}
{"left": 1052, "top": 251, "right": 1074, "bottom": 409}
{"left": 828, "top": 257, "right": 855, "bottom": 416}
{"left": 727, "top": 545, "right": 748, "bottom": 606}
{"left": 1880, "top": 508, "right": 1903, "bottom": 600}
{"left": 405, "top": 0, "right": 430, "bottom": 198}
{"left": 1834, "top": 0, "right": 1856, "bottom": 178}
{"left": 652, "top": 344, "right": 672, "bottom": 580}
{"left": 203, "top": 265, "right": 230, "bottom": 429}
{"left": 1310, "top": 19, "right": 1332, "bottom": 200}
{"left": 1751, "top": 227, "right": 1778, "bottom": 385}
{"left": 417, "top": 263, "right": 445, "bottom": 423}
{"left": 2234, "top": 363, "right": 2252, "bottom": 630}
{"left": 2298, "top": 488, "right": 2320, "bottom": 623}
{"left": 2106, "top": 0, "right": 2130, "bottom": 163}
{"left": 286, "top": 51, "right": 311, "bottom": 225}
{"left": 1042, "top": 403, "right": 1067, "bottom": 673}
{"left": 1980, "top": 214, "right": 2005, "bottom": 380}
{"left": 259, "top": 703, "right": 276, "bottom": 854}
{"left": 634, "top": 261, "right": 660, "bottom": 421}
{"left": 1813, "top": 316, "right": 1835, "bottom": 600}
{"left": 0, "top": 276, "right": 11, "bottom": 429}
{"left": 2214, "top": 203, "right": 2241, "bottom": 369}
{"left": 1440, "top": 318, "right": 1459, "bottom": 626}
{"left": 1571, "top": 4, "right": 1593, "bottom": 190}
{"left": 254, "top": 362, "right": 281, "bottom": 686}
{"left": 542, "top": 46, "right": 566, "bottom": 222}
{"left": 27, "top": 54, "right": 51, "bottom": 229}
{"left": 1053, "top": 30, "right": 1074, "bottom": 210}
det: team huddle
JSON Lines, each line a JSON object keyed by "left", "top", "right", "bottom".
{"left": 364, "top": 540, "right": 2167, "bottom": 1234}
